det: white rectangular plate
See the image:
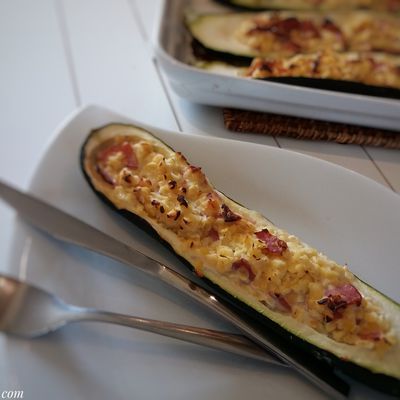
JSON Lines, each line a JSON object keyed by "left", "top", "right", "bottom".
{"left": 3, "top": 105, "right": 399, "bottom": 399}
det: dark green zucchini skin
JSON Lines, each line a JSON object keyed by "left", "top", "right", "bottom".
{"left": 191, "top": 39, "right": 252, "bottom": 67}
{"left": 215, "top": 0, "right": 269, "bottom": 11}
{"left": 80, "top": 126, "right": 400, "bottom": 397}
{"left": 266, "top": 77, "right": 400, "bottom": 100}
{"left": 215, "top": 0, "right": 400, "bottom": 12}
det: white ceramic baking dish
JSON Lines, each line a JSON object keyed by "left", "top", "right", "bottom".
{"left": 153, "top": 0, "right": 400, "bottom": 131}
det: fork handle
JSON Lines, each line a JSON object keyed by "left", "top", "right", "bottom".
{"left": 67, "top": 308, "right": 286, "bottom": 366}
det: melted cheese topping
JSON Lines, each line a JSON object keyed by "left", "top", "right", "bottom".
{"left": 235, "top": 12, "right": 400, "bottom": 57}
{"left": 89, "top": 135, "right": 396, "bottom": 352}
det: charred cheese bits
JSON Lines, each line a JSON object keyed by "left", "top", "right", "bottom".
{"left": 235, "top": 12, "right": 398, "bottom": 55}
{"left": 82, "top": 124, "right": 400, "bottom": 394}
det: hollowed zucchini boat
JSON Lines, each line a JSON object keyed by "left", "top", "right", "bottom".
{"left": 187, "top": 11, "right": 400, "bottom": 59}
{"left": 81, "top": 123, "right": 400, "bottom": 396}
{"left": 217, "top": 0, "right": 400, "bottom": 12}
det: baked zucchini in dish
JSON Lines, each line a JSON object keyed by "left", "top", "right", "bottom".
{"left": 218, "top": 0, "right": 400, "bottom": 12}
{"left": 187, "top": 11, "right": 400, "bottom": 59}
{"left": 81, "top": 124, "right": 400, "bottom": 396}
{"left": 245, "top": 52, "right": 400, "bottom": 90}
{"left": 196, "top": 51, "right": 400, "bottom": 98}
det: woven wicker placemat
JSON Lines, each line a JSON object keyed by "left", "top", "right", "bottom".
{"left": 223, "top": 109, "right": 400, "bottom": 149}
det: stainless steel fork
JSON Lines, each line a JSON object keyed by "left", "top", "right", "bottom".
{"left": 0, "top": 273, "right": 284, "bottom": 365}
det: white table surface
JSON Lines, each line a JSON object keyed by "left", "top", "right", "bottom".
{"left": 0, "top": 0, "right": 399, "bottom": 394}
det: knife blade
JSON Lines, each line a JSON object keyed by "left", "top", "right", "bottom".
{"left": 0, "top": 179, "right": 349, "bottom": 398}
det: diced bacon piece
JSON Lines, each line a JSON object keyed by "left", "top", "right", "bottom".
{"left": 232, "top": 259, "right": 255, "bottom": 282}
{"left": 207, "top": 228, "right": 219, "bottom": 242}
{"left": 255, "top": 229, "right": 288, "bottom": 256}
{"left": 318, "top": 284, "right": 362, "bottom": 312}
{"left": 96, "top": 142, "right": 138, "bottom": 185}
{"left": 98, "top": 142, "right": 138, "bottom": 169}
{"left": 327, "top": 284, "right": 362, "bottom": 307}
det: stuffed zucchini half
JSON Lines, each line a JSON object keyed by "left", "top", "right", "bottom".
{"left": 187, "top": 11, "right": 400, "bottom": 59}
{"left": 195, "top": 51, "right": 400, "bottom": 98}
{"left": 244, "top": 52, "right": 400, "bottom": 90}
{"left": 218, "top": 0, "right": 400, "bottom": 12}
{"left": 81, "top": 124, "right": 400, "bottom": 395}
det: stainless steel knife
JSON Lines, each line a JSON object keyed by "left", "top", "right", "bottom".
{"left": 0, "top": 179, "right": 349, "bottom": 399}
